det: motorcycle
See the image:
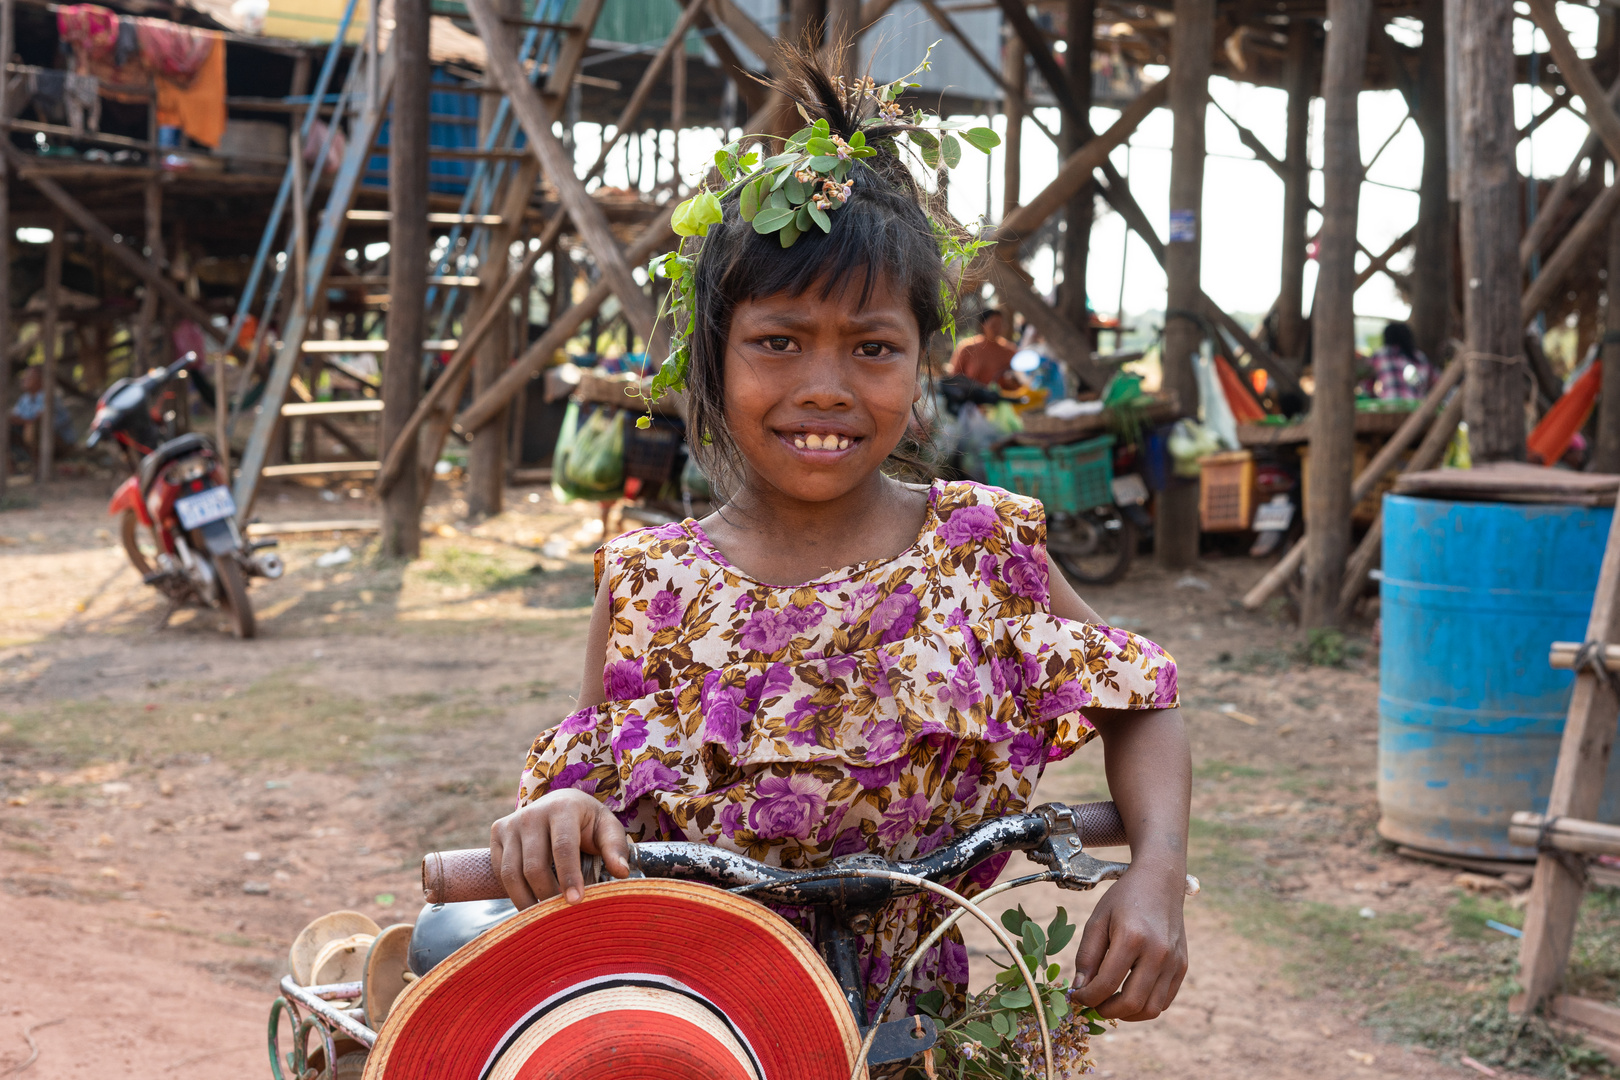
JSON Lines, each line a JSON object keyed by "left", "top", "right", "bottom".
{"left": 86, "top": 354, "right": 282, "bottom": 639}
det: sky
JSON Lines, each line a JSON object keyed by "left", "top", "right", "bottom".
{"left": 574, "top": 0, "right": 1606, "bottom": 325}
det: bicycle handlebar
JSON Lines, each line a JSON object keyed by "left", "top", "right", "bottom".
{"left": 421, "top": 800, "right": 1129, "bottom": 906}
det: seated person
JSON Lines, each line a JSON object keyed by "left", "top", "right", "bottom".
{"left": 948, "top": 307, "right": 1017, "bottom": 386}
{"left": 9, "top": 366, "right": 74, "bottom": 466}
{"left": 1358, "top": 321, "right": 1436, "bottom": 401}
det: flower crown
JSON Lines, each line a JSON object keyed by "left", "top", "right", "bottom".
{"left": 636, "top": 47, "right": 1000, "bottom": 426}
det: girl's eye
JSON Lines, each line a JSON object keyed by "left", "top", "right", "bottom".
{"left": 856, "top": 342, "right": 894, "bottom": 359}
{"left": 763, "top": 336, "right": 794, "bottom": 352}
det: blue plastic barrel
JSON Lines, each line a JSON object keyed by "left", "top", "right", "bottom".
{"left": 1378, "top": 493, "right": 1620, "bottom": 858}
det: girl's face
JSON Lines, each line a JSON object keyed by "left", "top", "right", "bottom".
{"left": 722, "top": 273, "right": 922, "bottom": 504}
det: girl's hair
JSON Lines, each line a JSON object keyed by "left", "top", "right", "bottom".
{"left": 685, "top": 45, "right": 953, "bottom": 495}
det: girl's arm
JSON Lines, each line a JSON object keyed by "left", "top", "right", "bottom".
{"left": 489, "top": 581, "right": 629, "bottom": 908}
{"left": 1048, "top": 553, "right": 1193, "bottom": 1021}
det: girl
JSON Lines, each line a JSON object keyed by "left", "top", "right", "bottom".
{"left": 489, "top": 51, "right": 1191, "bottom": 1035}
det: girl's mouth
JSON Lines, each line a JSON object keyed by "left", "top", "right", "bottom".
{"left": 779, "top": 430, "right": 859, "bottom": 455}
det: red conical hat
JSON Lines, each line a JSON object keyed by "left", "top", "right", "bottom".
{"left": 363, "top": 879, "right": 863, "bottom": 1080}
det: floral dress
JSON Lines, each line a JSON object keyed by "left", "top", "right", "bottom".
{"left": 518, "top": 479, "right": 1178, "bottom": 1020}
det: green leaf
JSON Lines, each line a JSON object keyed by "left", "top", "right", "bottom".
{"left": 812, "top": 118, "right": 830, "bottom": 135}
{"left": 807, "top": 203, "right": 831, "bottom": 232}
{"left": 1021, "top": 923, "right": 1046, "bottom": 964}
{"left": 990, "top": 1012, "right": 1011, "bottom": 1035}
{"left": 738, "top": 177, "right": 763, "bottom": 222}
{"left": 762, "top": 152, "right": 799, "bottom": 168}
{"left": 962, "top": 125, "right": 1001, "bottom": 152}
{"left": 765, "top": 186, "right": 789, "bottom": 209}
{"left": 1047, "top": 990, "right": 1070, "bottom": 1020}
{"left": 751, "top": 206, "right": 795, "bottom": 234}
{"left": 772, "top": 167, "right": 794, "bottom": 191}
{"left": 635, "top": 415, "right": 651, "bottom": 429}
{"left": 809, "top": 155, "right": 839, "bottom": 171}
{"left": 1047, "top": 908, "right": 1076, "bottom": 954}
{"left": 995, "top": 966, "right": 1021, "bottom": 986}
{"left": 941, "top": 133, "right": 962, "bottom": 168}
{"left": 672, "top": 191, "right": 723, "bottom": 237}
{"left": 962, "top": 1022, "right": 1000, "bottom": 1049}
{"left": 786, "top": 175, "right": 807, "bottom": 203}
{"left": 997, "top": 987, "right": 1032, "bottom": 1009}
{"left": 849, "top": 129, "right": 865, "bottom": 149}
{"left": 1046, "top": 962, "right": 1062, "bottom": 982}
{"left": 738, "top": 151, "right": 759, "bottom": 169}
{"left": 1000, "top": 908, "right": 1026, "bottom": 935}
{"left": 778, "top": 219, "right": 802, "bottom": 248}
{"left": 713, "top": 148, "right": 738, "bottom": 180}
{"left": 914, "top": 989, "right": 945, "bottom": 1017}
{"left": 806, "top": 136, "right": 838, "bottom": 156}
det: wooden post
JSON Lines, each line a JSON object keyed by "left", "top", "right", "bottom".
{"left": 1597, "top": 216, "right": 1620, "bottom": 472}
{"left": 0, "top": 0, "right": 11, "bottom": 501}
{"left": 1411, "top": 0, "right": 1453, "bottom": 363}
{"left": 1457, "top": 0, "right": 1527, "bottom": 462}
{"left": 1058, "top": 0, "right": 1095, "bottom": 331}
{"left": 380, "top": 0, "right": 429, "bottom": 558}
{"left": 1516, "top": 497, "right": 1620, "bottom": 1011}
{"left": 1277, "top": 20, "right": 1312, "bottom": 360}
{"left": 669, "top": 21, "right": 686, "bottom": 187}
{"left": 1301, "top": 0, "right": 1370, "bottom": 628}
{"left": 134, "top": 177, "right": 164, "bottom": 367}
{"left": 1157, "top": 0, "right": 1213, "bottom": 569}
{"left": 1002, "top": 28, "right": 1024, "bottom": 219}
{"left": 36, "top": 212, "right": 63, "bottom": 483}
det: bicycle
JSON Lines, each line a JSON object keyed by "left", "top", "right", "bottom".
{"left": 268, "top": 800, "right": 1196, "bottom": 1080}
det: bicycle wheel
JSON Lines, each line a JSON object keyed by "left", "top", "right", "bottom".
{"left": 1049, "top": 507, "right": 1136, "bottom": 585}
{"left": 213, "top": 553, "right": 257, "bottom": 639}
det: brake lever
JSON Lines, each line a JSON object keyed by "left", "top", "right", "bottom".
{"left": 1030, "top": 804, "right": 1201, "bottom": 895}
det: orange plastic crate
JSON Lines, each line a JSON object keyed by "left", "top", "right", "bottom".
{"left": 1199, "top": 450, "right": 1256, "bottom": 532}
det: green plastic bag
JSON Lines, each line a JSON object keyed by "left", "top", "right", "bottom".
{"left": 552, "top": 402, "right": 625, "bottom": 502}
{"left": 564, "top": 406, "right": 626, "bottom": 494}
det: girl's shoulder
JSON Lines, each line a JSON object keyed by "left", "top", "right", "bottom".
{"left": 593, "top": 519, "right": 700, "bottom": 593}
{"left": 929, "top": 479, "right": 1046, "bottom": 543}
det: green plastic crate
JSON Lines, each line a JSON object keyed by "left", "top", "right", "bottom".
{"left": 983, "top": 435, "right": 1116, "bottom": 515}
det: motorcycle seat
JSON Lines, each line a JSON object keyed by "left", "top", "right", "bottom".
{"left": 138, "top": 433, "right": 213, "bottom": 497}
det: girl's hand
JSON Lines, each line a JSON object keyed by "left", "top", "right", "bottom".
{"left": 489, "top": 789, "right": 632, "bottom": 909}
{"left": 1070, "top": 861, "right": 1189, "bottom": 1021}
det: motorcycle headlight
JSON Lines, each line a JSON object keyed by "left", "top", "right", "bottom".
{"left": 168, "top": 455, "right": 212, "bottom": 484}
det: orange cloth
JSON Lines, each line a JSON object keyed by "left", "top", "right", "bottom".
{"left": 1527, "top": 361, "right": 1599, "bottom": 465}
{"left": 154, "top": 34, "right": 225, "bottom": 148}
{"left": 949, "top": 334, "right": 1017, "bottom": 385}
{"left": 1216, "top": 355, "right": 1268, "bottom": 423}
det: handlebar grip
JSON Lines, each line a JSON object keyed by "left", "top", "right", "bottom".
{"left": 1071, "top": 800, "right": 1128, "bottom": 849}
{"left": 423, "top": 848, "right": 504, "bottom": 905}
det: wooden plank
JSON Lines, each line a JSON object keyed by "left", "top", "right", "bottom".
{"left": 245, "top": 518, "right": 380, "bottom": 536}
{"left": 1277, "top": 19, "right": 1312, "bottom": 359}
{"left": 1519, "top": 75, "right": 1620, "bottom": 267}
{"left": 1410, "top": 0, "right": 1451, "bottom": 363}
{"left": 542, "top": 0, "right": 605, "bottom": 102}
{"left": 457, "top": 209, "right": 676, "bottom": 432}
{"left": 1516, "top": 494, "right": 1620, "bottom": 1011}
{"left": 1509, "top": 812, "right": 1620, "bottom": 857}
{"left": 281, "top": 400, "right": 385, "bottom": 416}
{"left": 467, "top": 0, "right": 656, "bottom": 342}
{"left": 302, "top": 340, "right": 459, "bottom": 352}
{"left": 262, "top": 461, "right": 381, "bottom": 477}
{"left": 1242, "top": 355, "right": 1467, "bottom": 610}
{"left": 1354, "top": 226, "right": 1416, "bottom": 290}
{"left": 1521, "top": 181, "right": 1620, "bottom": 324}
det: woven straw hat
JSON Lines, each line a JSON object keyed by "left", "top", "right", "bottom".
{"left": 363, "top": 879, "right": 862, "bottom": 1079}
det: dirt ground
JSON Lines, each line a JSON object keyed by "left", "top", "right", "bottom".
{"left": 1, "top": 474, "right": 1615, "bottom": 1079}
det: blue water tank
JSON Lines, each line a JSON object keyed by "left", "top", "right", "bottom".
{"left": 1378, "top": 493, "right": 1620, "bottom": 858}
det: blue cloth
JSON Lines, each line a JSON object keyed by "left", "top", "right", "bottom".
{"left": 11, "top": 389, "right": 75, "bottom": 443}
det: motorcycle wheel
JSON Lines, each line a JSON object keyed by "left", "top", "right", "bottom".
{"left": 119, "top": 509, "right": 156, "bottom": 577}
{"left": 213, "top": 553, "right": 257, "bottom": 639}
{"left": 1049, "top": 507, "right": 1137, "bottom": 586}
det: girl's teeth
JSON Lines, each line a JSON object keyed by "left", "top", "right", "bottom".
{"left": 836, "top": 436, "right": 850, "bottom": 449}
{"left": 794, "top": 436, "right": 807, "bottom": 449}
{"left": 806, "top": 433, "right": 826, "bottom": 450}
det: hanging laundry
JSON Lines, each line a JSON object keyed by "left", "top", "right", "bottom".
{"left": 134, "top": 18, "right": 215, "bottom": 80}
{"left": 58, "top": 5, "right": 148, "bottom": 103}
{"left": 147, "top": 30, "right": 226, "bottom": 148}
{"left": 55, "top": 5, "right": 119, "bottom": 61}
{"left": 24, "top": 70, "right": 100, "bottom": 133}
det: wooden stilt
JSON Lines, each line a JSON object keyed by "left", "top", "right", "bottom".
{"left": 1460, "top": 0, "right": 1528, "bottom": 461}
{"left": 1596, "top": 215, "right": 1620, "bottom": 472}
{"left": 1410, "top": 0, "right": 1453, "bottom": 362}
{"left": 1001, "top": 28, "right": 1023, "bottom": 219}
{"left": 1058, "top": 0, "right": 1095, "bottom": 332}
{"left": 0, "top": 0, "right": 12, "bottom": 500}
{"left": 36, "top": 211, "right": 63, "bottom": 483}
{"left": 1277, "top": 20, "right": 1312, "bottom": 360}
{"left": 380, "top": 0, "right": 429, "bottom": 559}
{"left": 1157, "top": 0, "right": 1213, "bottom": 570}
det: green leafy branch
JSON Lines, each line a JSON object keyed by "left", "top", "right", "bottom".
{"left": 914, "top": 906, "right": 1111, "bottom": 1078}
{"left": 634, "top": 45, "right": 1002, "bottom": 426}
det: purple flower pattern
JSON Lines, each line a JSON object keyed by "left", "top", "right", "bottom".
{"left": 517, "top": 479, "right": 1177, "bottom": 1025}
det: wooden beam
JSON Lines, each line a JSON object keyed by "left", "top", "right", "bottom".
{"left": 1410, "top": 0, "right": 1452, "bottom": 362}
{"left": 1303, "top": 0, "right": 1372, "bottom": 627}
{"left": 0, "top": 0, "right": 12, "bottom": 501}
{"left": 1002, "top": 28, "right": 1023, "bottom": 218}
{"left": 458, "top": 210, "right": 678, "bottom": 433}
{"left": 1599, "top": 220, "right": 1620, "bottom": 472}
{"left": 36, "top": 212, "right": 62, "bottom": 484}
{"left": 467, "top": 0, "right": 657, "bottom": 342}
{"left": 1526, "top": 0, "right": 1620, "bottom": 165}
{"left": 1278, "top": 20, "right": 1313, "bottom": 359}
{"left": 1460, "top": 0, "right": 1526, "bottom": 462}
{"left": 1520, "top": 179, "right": 1620, "bottom": 324}
{"left": 1354, "top": 226, "right": 1416, "bottom": 290}
{"left": 1519, "top": 75, "right": 1620, "bottom": 267}
{"left": 381, "top": 0, "right": 429, "bottom": 560}
{"left": 858, "top": 0, "right": 903, "bottom": 32}
{"left": 995, "top": 79, "right": 1168, "bottom": 249}
{"left": 985, "top": 262, "right": 1113, "bottom": 390}
{"left": 3, "top": 146, "right": 241, "bottom": 359}
{"left": 707, "top": 0, "right": 780, "bottom": 71}
{"left": 1243, "top": 344, "right": 1468, "bottom": 612}
{"left": 995, "top": 0, "right": 1083, "bottom": 125}
{"left": 1517, "top": 494, "right": 1620, "bottom": 1012}
{"left": 583, "top": 0, "right": 709, "bottom": 186}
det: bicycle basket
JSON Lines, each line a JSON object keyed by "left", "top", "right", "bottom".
{"left": 984, "top": 434, "right": 1115, "bottom": 515}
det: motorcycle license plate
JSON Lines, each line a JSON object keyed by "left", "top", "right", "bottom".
{"left": 175, "top": 486, "right": 236, "bottom": 530}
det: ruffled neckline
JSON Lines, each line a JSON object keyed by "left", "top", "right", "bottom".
{"left": 678, "top": 481, "right": 942, "bottom": 590}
